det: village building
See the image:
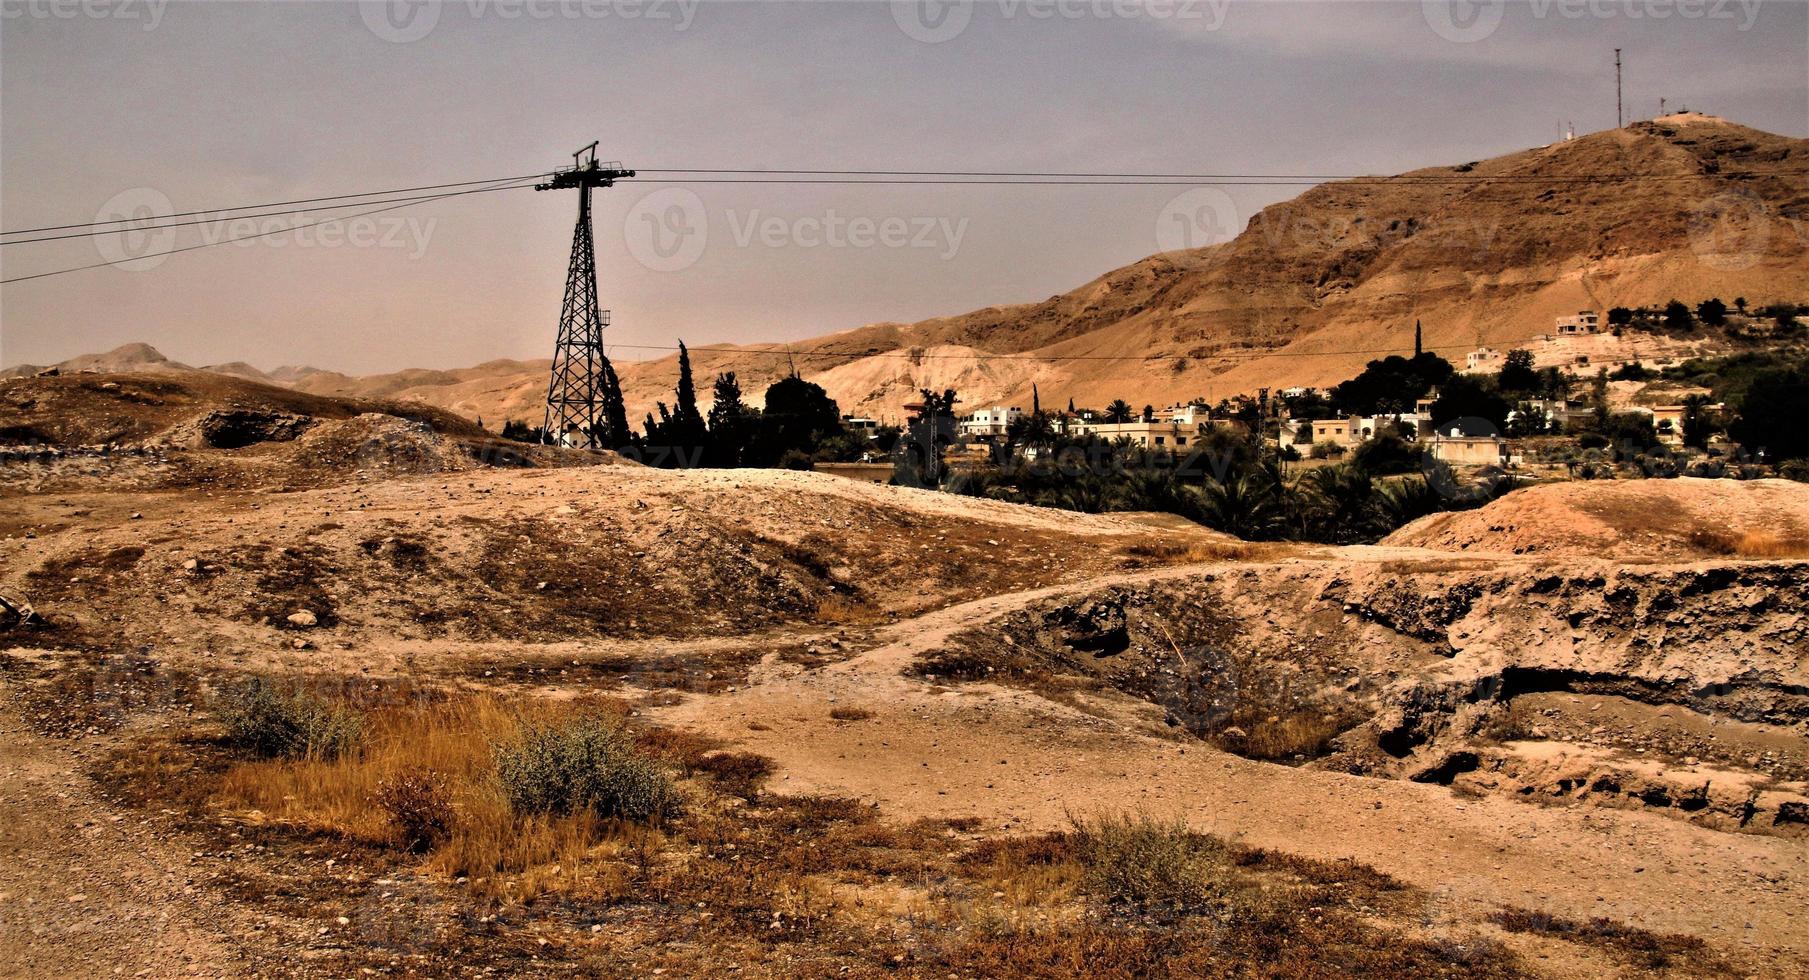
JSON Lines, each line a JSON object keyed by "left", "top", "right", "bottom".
{"left": 1554, "top": 310, "right": 1601, "bottom": 336}
{"left": 1430, "top": 419, "right": 1508, "bottom": 466}
{"left": 957, "top": 405, "right": 1023, "bottom": 440}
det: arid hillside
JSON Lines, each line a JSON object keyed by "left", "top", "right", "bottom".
{"left": 11, "top": 114, "right": 1804, "bottom": 427}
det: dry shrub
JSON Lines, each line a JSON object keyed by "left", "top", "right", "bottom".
{"left": 374, "top": 767, "right": 452, "bottom": 853}
{"left": 1228, "top": 711, "right": 1346, "bottom": 761}
{"left": 220, "top": 680, "right": 362, "bottom": 760}
{"left": 828, "top": 706, "right": 874, "bottom": 722}
{"left": 1069, "top": 813, "right": 1224, "bottom": 909}
{"left": 1125, "top": 540, "right": 1267, "bottom": 563}
{"left": 495, "top": 716, "right": 680, "bottom": 822}
{"left": 691, "top": 751, "right": 773, "bottom": 802}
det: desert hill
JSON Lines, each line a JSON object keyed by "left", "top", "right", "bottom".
{"left": 9, "top": 114, "right": 1806, "bottom": 426}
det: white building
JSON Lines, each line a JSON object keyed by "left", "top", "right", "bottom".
{"left": 1466, "top": 347, "right": 1502, "bottom": 372}
{"left": 958, "top": 406, "right": 1024, "bottom": 439}
{"left": 842, "top": 416, "right": 881, "bottom": 439}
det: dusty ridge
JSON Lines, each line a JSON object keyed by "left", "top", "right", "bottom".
{"left": 1382, "top": 478, "right": 1809, "bottom": 559}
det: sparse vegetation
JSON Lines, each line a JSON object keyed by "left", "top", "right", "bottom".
{"left": 220, "top": 681, "right": 363, "bottom": 761}
{"left": 494, "top": 714, "right": 680, "bottom": 822}
{"left": 1489, "top": 906, "right": 1725, "bottom": 972}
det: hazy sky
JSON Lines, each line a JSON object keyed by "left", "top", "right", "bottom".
{"left": 3, "top": 0, "right": 1805, "bottom": 374}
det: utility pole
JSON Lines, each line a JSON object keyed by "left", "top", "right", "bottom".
{"left": 537, "top": 142, "right": 635, "bottom": 447}
{"left": 1614, "top": 49, "right": 1623, "bottom": 127}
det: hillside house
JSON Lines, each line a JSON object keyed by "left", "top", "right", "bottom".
{"left": 1466, "top": 347, "right": 1502, "bottom": 372}
{"left": 1555, "top": 311, "right": 1601, "bottom": 336}
{"left": 958, "top": 406, "right": 1023, "bottom": 440}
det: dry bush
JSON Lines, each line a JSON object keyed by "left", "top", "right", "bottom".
{"left": 220, "top": 681, "right": 362, "bottom": 760}
{"left": 828, "top": 706, "right": 874, "bottom": 721}
{"left": 374, "top": 767, "right": 452, "bottom": 853}
{"left": 1069, "top": 813, "right": 1224, "bottom": 909}
{"left": 691, "top": 751, "right": 773, "bottom": 802}
{"left": 1230, "top": 711, "right": 1347, "bottom": 761}
{"left": 1124, "top": 540, "right": 1270, "bottom": 564}
{"left": 495, "top": 716, "right": 680, "bottom": 822}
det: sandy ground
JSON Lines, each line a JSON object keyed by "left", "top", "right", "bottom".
{"left": 4, "top": 461, "right": 1808, "bottom": 975}
{"left": 0, "top": 704, "right": 244, "bottom": 978}
{"left": 654, "top": 556, "right": 1809, "bottom": 975}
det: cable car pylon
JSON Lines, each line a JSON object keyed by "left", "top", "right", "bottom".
{"left": 538, "top": 142, "right": 634, "bottom": 447}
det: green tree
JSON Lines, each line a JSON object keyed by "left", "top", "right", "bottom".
{"left": 1496, "top": 348, "right": 1538, "bottom": 393}
{"left": 1106, "top": 399, "right": 1133, "bottom": 423}
{"left": 1331, "top": 352, "right": 1454, "bottom": 415}
{"left": 751, "top": 374, "right": 844, "bottom": 466}
{"left": 600, "top": 356, "right": 631, "bottom": 449}
{"left": 705, "top": 372, "right": 756, "bottom": 467}
{"left": 1729, "top": 366, "right": 1809, "bottom": 460}
{"left": 1429, "top": 374, "right": 1509, "bottom": 429}
{"left": 1696, "top": 298, "right": 1728, "bottom": 326}
{"left": 1663, "top": 300, "right": 1695, "bottom": 332}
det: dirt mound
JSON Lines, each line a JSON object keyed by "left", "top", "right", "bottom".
{"left": 0, "top": 371, "right": 594, "bottom": 491}
{"left": 0, "top": 465, "right": 1231, "bottom": 658}
{"left": 1382, "top": 478, "right": 1809, "bottom": 560}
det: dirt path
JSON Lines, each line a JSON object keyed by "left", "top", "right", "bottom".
{"left": 656, "top": 556, "right": 1809, "bottom": 974}
{"left": 0, "top": 702, "right": 242, "bottom": 979}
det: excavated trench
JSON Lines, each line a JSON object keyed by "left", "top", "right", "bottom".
{"left": 925, "top": 557, "right": 1809, "bottom": 836}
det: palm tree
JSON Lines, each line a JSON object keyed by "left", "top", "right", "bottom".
{"left": 1106, "top": 399, "right": 1133, "bottom": 424}
{"left": 1198, "top": 471, "right": 1284, "bottom": 541}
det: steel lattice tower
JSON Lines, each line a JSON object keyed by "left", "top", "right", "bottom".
{"left": 537, "top": 143, "right": 634, "bottom": 446}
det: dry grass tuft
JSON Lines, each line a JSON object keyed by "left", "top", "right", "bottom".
{"left": 812, "top": 595, "right": 880, "bottom": 624}
{"left": 1688, "top": 528, "right": 1809, "bottom": 558}
{"left": 214, "top": 693, "right": 669, "bottom": 898}
{"left": 1488, "top": 906, "right": 1725, "bottom": 973}
{"left": 828, "top": 706, "right": 874, "bottom": 722}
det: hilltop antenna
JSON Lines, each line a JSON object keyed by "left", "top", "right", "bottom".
{"left": 536, "top": 143, "right": 635, "bottom": 446}
{"left": 1614, "top": 49, "right": 1623, "bottom": 127}
{"left": 1659, "top": 97, "right": 1667, "bottom": 117}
